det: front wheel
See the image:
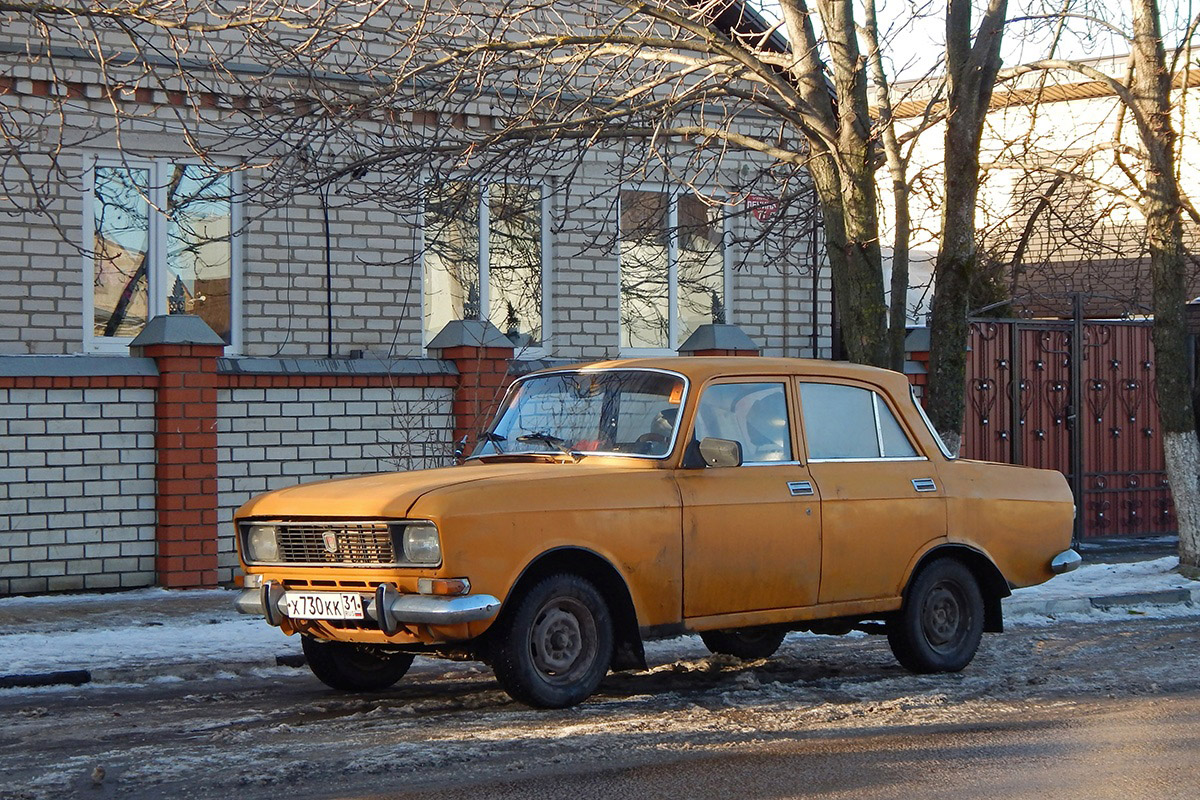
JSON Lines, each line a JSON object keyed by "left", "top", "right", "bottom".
{"left": 301, "top": 635, "right": 415, "bottom": 692}
{"left": 887, "top": 558, "right": 984, "bottom": 673}
{"left": 700, "top": 627, "right": 786, "bottom": 660}
{"left": 490, "top": 574, "right": 613, "bottom": 708}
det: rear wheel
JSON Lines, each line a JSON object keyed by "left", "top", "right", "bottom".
{"left": 491, "top": 574, "right": 613, "bottom": 708}
{"left": 887, "top": 558, "right": 984, "bottom": 673}
{"left": 301, "top": 635, "right": 414, "bottom": 692}
{"left": 700, "top": 627, "right": 786, "bottom": 660}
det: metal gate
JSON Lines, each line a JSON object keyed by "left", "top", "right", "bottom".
{"left": 963, "top": 316, "right": 1174, "bottom": 540}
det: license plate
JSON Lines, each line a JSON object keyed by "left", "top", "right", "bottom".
{"left": 285, "top": 591, "right": 365, "bottom": 620}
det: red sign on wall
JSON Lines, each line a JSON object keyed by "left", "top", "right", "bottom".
{"left": 744, "top": 194, "right": 779, "bottom": 222}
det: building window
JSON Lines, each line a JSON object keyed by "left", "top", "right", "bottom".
{"left": 423, "top": 181, "right": 546, "bottom": 351}
{"left": 619, "top": 189, "right": 728, "bottom": 352}
{"left": 86, "top": 158, "right": 237, "bottom": 352}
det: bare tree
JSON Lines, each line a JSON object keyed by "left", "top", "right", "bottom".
{"left": 925, "top": 0, "right": 1009, "bottom": 455}
{"left": 0, "top": 1, "right": 938, "bottom": 366}
{"left": 935, "top": 1, "right": 1200, "bottom": 566}
{"left": 1129, "top": 0, "right": 1200, "bottom": 570}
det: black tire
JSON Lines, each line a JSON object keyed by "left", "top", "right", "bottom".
{"left": 301, "top": 635, "right": 415, "bottom": 692}
{"left": 490, "top": 574, "right": 613, "bottom": 708}
{"left": 700, "top": 627, "right": 786, "bottom": 660}
{"left": 887, "top": 558, "right": 984, "bottom": 673}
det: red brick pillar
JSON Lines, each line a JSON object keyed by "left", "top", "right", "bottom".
{"left": 903, "top": 327, "right": 931, "bottom": 400}
{"left": 427, "top": 320, "right": 516, "bottom": 446}
{"left": 678, "top": 324, "right": 760, "bottom": 357}
{"left": 130, "top": 315, "right": 225, "bottom": 589}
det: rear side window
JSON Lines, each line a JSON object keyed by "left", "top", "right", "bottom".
{"left": 799, "top": 383, "right": 919, "bottom": 460}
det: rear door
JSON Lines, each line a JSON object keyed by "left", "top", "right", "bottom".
{"left": 797, "top": 379, "right": 947, "bottom": 604}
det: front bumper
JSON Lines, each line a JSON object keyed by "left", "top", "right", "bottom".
{"left": 1050, "top": 548, "right": 1082, "bottom": 574}
{"left": 234, "top": 580, "right": 501, "bottom": 634}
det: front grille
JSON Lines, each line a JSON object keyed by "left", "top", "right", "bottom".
{"left": 273, "top": 522, "right": 396, "bottom": 566}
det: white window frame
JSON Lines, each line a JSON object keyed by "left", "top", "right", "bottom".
{"left": 419, "top": 178, "right": 552, "bottom": 360}
{"left": 82, "top": 153, "right": 242, "bottom": 355}
{"left": 617, "top": 184, "right": 733, "bottom": 357}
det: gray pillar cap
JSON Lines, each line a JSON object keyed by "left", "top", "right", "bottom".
{"left": 129, "top": 314, "right": 225, "bottom": 349}
{"left": 678, "top": 323, "right": 759, "bottom": 353}
{"left": 427, "top": 319, "right": 514, "bottom": 351}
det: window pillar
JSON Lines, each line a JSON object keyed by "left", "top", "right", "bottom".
{"left": 130, "top": 315, "right": 225, "bottom": 588}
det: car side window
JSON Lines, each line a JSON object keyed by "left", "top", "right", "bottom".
{"left": 693, "top": 382, "right": 792, "bottom": 463}
{"left": 799, "top": 382, "right": 919, "bottom": 460}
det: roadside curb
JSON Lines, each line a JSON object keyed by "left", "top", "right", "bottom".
{"left": 1004, "top": 586, "right": 1200, "bottom": 618}
{"left": 0, "top": 653, "right": 305, "bottom": 690}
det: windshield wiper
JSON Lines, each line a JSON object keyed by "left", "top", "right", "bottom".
{"left": 481, "top": 430, "right": 506, "bottom": 454}
{"left": 516, "top": 431, "right": 583, "bottom": 462}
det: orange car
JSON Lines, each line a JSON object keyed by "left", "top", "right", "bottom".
{"left": 233, "top": 358, "right": 1079, "bottom": 707}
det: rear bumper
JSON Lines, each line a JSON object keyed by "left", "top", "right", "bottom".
{"left": 234, "top": 581, "right": 501, "bottom": 633}
{"left": 1050, "top": 548, "right": 1082, "bottom": 574}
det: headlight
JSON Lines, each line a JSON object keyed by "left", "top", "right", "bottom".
{"left": 400, "top": 522, "right": 441, "bottom": 565}
{"left": 244, "top": 523, "right": 280, "bottom": 563}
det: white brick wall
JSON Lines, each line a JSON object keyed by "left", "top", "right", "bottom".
{"left": 215, "top": 385, "right": 454, "bottom": 583}
{"left": 0, "top": 387, "right": 157, "bottom": 594}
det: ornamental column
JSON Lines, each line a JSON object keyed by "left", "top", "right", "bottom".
{"left": 130, "top": 315, "right": 225, "bottom": 589}
{"left": 427, "top": 320, "right": 516, "bottom": 449}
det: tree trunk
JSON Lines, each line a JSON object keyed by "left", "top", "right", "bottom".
{"left": 780, "top": 0, "right": 889, "bottom": 368}
{"left": 813, "top": 0, "right": 888, "bottom": 367}
{"left": 926, "top": 0, "right": 1008, "bottom": 452}
{"left": 863, "top": 0, "right": 911, "bottom": 372}
{"left": 1129, "top": 0, "right": 1200, "bottom": 570}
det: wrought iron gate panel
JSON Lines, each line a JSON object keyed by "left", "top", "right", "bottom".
{"left": 963, "top": 322, "right": 1015, "bottom": 464}
{"left": 1078, "top": 323, "right": 1173, "bottom": 537}
{"left": 964, "top": 318, "right": 1174, "bottom": 539}
{"left": 1018, "top": 323, "right": 1073, "bottom": 474}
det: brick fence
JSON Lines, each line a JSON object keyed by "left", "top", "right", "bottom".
{"left": 0, "top": 316, "right": 508, "bottom": 595}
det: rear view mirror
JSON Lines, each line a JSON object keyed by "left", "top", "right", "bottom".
{"left": 698, "top": 437, "right": 742, "bottom": 468}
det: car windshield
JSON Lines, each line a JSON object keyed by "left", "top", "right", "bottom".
{"left": 474, "top": 369, "right": 686, "bottom": 458}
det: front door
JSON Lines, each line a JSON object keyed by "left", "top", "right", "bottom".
{"left": 678, "top": 379, "right": 822, "bottom": 619}
{"left": 796, "top": 380, "right": 947, "bottom": 604}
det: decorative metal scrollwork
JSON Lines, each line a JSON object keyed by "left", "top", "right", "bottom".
{"left": 970, "top": 378, "right": 996, "bottom": 427}
{"left": 1120, "top": 379, "right": 1141, "bottom": 422}
{"left": 1039, "top": 331, "right": 1071, "bottom": 356}
{"left": 1017, "top": 379, "right": 1033, "bottom": 426}
{"left": 1087, "top": 379, "right": 1110, "bottom": 423}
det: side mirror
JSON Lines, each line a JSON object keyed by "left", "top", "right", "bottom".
{"left": 690, "top": 437, "right": 743, "bottom": 468}
{"left": 453, "top": 434, "right": 468, "bottom": 465}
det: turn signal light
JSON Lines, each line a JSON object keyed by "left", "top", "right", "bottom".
{"left": 417, "top": 577, "right": 471, "bottom": 596}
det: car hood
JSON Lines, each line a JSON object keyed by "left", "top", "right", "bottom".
{"left": 233, "top": 460, "right": 643, "bottom": 520}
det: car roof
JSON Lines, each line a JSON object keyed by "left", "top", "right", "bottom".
{"left": 524, "top": 357, "right": 914, "bottom": 393}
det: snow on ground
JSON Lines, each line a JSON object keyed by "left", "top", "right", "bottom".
{"left": 0, "top": 559, "right": 1196, "bottom": 682}
{"left": 0, "top": 588, "right": 298, "bottom": 676}
{"left": 1009, "top": 555, "right": 1197, "bottom": 601}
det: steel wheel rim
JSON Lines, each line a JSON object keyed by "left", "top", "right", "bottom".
{"left": 528, "top": 596, "right": 597, "bottom": 685}
{"left": 920, "top": 580, "right": 968, "bottom": 653}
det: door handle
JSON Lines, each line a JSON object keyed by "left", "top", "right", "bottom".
{"left": 912, "top": 478, "right": 937, "bottom": 493}
{"left": 787, "top": 480, "right": 814, "bottom": 497}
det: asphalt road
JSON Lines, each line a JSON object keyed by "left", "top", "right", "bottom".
{"left": 376, "top": 695, "right": 1200, "bottom": 800}
{"left": 2, "top": 615, "right": 1198, "bottom": 800}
